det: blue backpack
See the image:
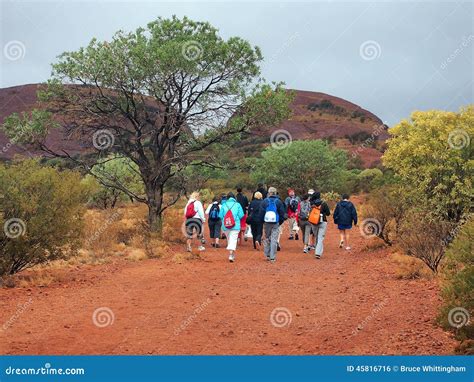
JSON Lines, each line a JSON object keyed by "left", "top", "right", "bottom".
{"left": 209, "top": 204, "right": 220, "bottom": 221}
{"left": 264, "top": 198, "right": 279, "bottom": 223}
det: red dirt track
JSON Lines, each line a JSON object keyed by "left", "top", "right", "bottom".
{"left": 0, "top": 222, "right": 456, "bottom": 355}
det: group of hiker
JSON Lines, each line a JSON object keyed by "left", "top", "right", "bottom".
{"left": 183, "top": 184, "right": 358, "bottom": 263}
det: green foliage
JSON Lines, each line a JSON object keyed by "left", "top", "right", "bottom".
{"left": 357, "top": 168, "right": 383, "bottom": 192}
{"left": 2, "top": 16, "right": 292, "bottom": 230}
{"left": 383, "top": 106, "right": 474, "bottom": 222}
{"left": 362, "top": 185, "right": 406, "bottom": 246}
{"left": 83, "top": 155, "right": 144, "bottom": 209}
{"left": 438, "top": 218, "right": 474, "bottom": 344}
{"left": 2, "top": 109, "right": 58, "bottom": 145}
{"left": 250, "top": 140, "right": 348, "bottom": 194}
{"left": 0, "top": 160, "right": 89, "bottom": 275}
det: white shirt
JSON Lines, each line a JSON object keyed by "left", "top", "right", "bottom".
{"left": 184, "top": 199, "right": 206, "bottom": 222}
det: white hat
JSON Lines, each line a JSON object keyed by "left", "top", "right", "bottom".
{"left": 308, "top": 189, "right": 315, "bottom": 195}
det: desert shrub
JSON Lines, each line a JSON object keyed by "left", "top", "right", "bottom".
{"left": 362, "top": 185, "right": 406, "bottom": 245}
{"left": 0, "top": 160, "right": 89, "bottom": 275}
{"left": 391, "top": 252, "right": 433, "bottom": 280}
{"left": 383, "top": 106, "right": 473, "bottom": 223}
{"left": 251, "top": 140, "right": 348, "bottom": 194}
{"left": 438, "top": 218, "right": 473, "bottom": 345}
{"left": 321, "top": 191, "right": 340, "bottom": 209}
{"left": 397, "top": 212, "right": 453, "bottom": 273}
{"left": 357, "top": 168, "right": 383, "bottom": 192}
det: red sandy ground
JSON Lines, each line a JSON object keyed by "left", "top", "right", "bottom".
{"left": 0, "top": 222, "right": 457, "bottom": 355}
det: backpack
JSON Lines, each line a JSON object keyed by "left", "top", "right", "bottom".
{"left": 298, "top": 200, "right": 311, "bottom": 221}
{"left": 223, "top": 203, "right": 236, "bottom": 229}
{"left": 209, "top": 204, "right": 220, "bottom": 221}
{"left": 289, "top": 197, "right": 298, "bottom": 212}
{"left": 264, "top": 198, "right": 279, "bottom": 223}
{"left": 185, "top": 201, "right": 196, "bottom": 219}
{"left": 308, "top": 205, "right": 321, "bottom": 225}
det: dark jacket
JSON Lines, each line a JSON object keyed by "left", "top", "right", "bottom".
{"left": 247, "top": 199, "right": 263, "bottom": 224}
{"left": 236, "top": 192, "right": 249, "bottom": 214}
{"left": 253, "top": 187, "right": 267, "bottom": 200}
{"left": 310, "top": 198, "right": 331, "bottom": 222}
{"left": 258, "top": 195, "right": 286, "bottom": 225}
{"left": 333, "top": 200, "right": 358, "bottom": 226}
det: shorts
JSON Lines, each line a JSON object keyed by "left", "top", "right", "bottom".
{"left": 338, "top": 224, "right": 352, "bottom": 230}
{"left": 185, "top": 218, "right": 203, "bottom": 239}
{"left": 208, "top": 219, "right": 222, "bottom": 239}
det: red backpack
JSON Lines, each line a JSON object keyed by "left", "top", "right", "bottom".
{"left": 223, "top": 203, "right": 236, "bottom": 229}
{"left": 185, "top": 201, "right": 196, "bottom": 219}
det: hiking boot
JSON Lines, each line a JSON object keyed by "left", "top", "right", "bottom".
{"left": 339, "top": 240, "right": 344, "bottom": 248}
{"left": 255, "top": 241, "right": 261, "bottom": 250}
{"left": 345, "top": 246, "right": 351, "bottom": 251}
{"left": 295, "top": 233, "right": 299, "bottom": 240}
{"left": 186, "top": 245, "right": 192, "bottom": 252}
{"left": 288, "top": 236, "right": 294, "bottom": 240}
{"left": 270, "top": 259, "right": 276, "bottom": 263}
{"left": 315, "top": 254, "right": 321, "bottom": 259}
{"left": 277, "top": 244, "right": 281, "bottom": 251}
{"left": 198, "top": 245, "right": 205, "bottom": 251}
{"left": 215, "top": 243, "right": 220, "bottom": 248}
{"left": 229, "top": 254, "right": 235, "bottom": 263}
{"left": 309, "top": 245, "right": 315, "bottom": 250}
{"left": 303, "top": 246, "right": 309, "bottom": 254}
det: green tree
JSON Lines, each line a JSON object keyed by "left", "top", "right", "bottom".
{"left": 2, "top": 16, "right": 292, "bottom": 230}
{"left": 438, "top": 217, "right": 473, "bottom": 347}
{"left": 82, "top": 154, "right": 144, "bottom": 208}
{"left": 250, "top": 140, "right": 347, "bottom": 194}
{"left": 0, "top": 160, "right": 89, "bottom": 275}
{"left": 383, "top": 106, "right": 473, "bottom": 222}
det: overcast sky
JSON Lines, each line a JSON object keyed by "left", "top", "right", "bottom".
{"left": 1, "top": 1, "right": 472, "bottom": 125}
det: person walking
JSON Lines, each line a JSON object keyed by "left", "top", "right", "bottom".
{"left": 308, "top": 191, "right": 331, "bottom": 259}
{"left": 297, "top": 194, "right": 312, "bottom": 253}
{"left": 236, "top": 187, "right": 249, "bottom": 243}
{"left": 333, "top": 193, "right": 358, "bottom": 250}
{"left": 259, "top": 187, "right": 286, "bottom": 263}
{"left": 284, "top": 189, "right": 300, "bottom": 240}
{"left": 184, "top": 191, "right": 206, "bottom": 252}
{"left": 247, "top": 191, "right": 264, "bottom": 249}
{"left": 205, "top": 196, "right": 222, "bottom": 248}
{"left": 253, "top": 183, "right": 268, "bottom": 199}
{"left": 219, "top": 192, "right": 244, "bottom": 262}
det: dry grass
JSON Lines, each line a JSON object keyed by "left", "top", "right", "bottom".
{"left": 391, "top": 252, "right": 433, "bottom": 280}
{"left": 3, "top": 203, "right": 187, "bottom": 288}
{"left": 360, "top": 237, "right": 387, "bottom": 252}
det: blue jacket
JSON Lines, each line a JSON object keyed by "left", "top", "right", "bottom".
{"left": 258, "top": 195, "right": 287, "bottom": 225}
{"left": 219, "top": 197, "right": 244, "bottom": 231}
{"left": 333, "top": 200, "right": 358, "bottom": 226}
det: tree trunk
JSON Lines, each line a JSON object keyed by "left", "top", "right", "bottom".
{"left": 146, "top": 183, "right": 164, "bottom": 232}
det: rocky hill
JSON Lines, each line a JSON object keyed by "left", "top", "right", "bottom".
{"left": 0, "top": 84, "right": 388, "bottom": 167}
